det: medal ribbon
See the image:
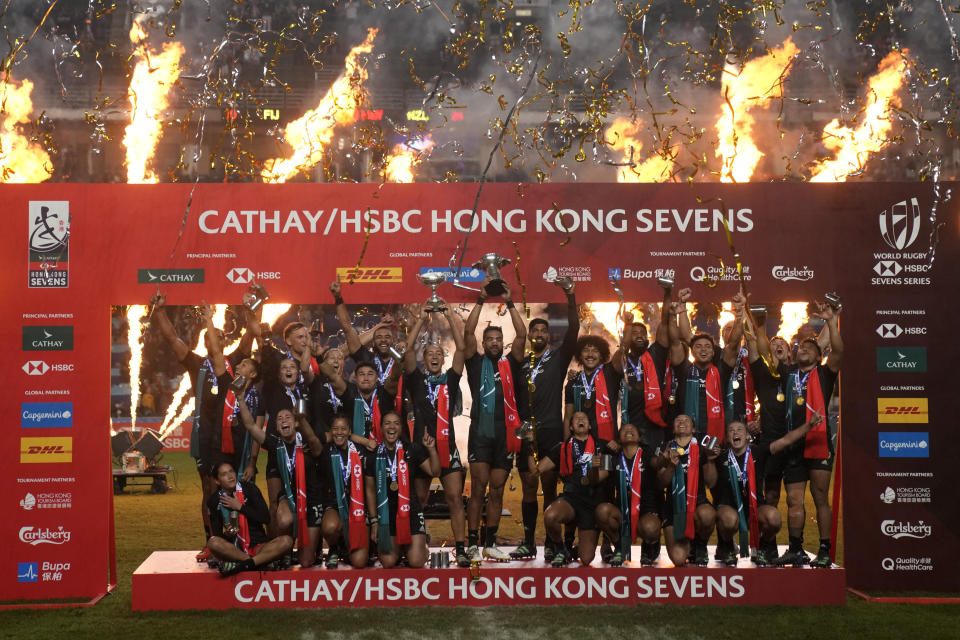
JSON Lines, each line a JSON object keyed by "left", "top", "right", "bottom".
{"left": 497, "top": 357, "right": 523, "bottom": 452}
{"left": 619, "top": 451, "right": 644, "bottom": 546}
{"left": 639, "top": 351, "right": 666, "bottom": 427}
{"left": 395, "top": 442, "right": 412, "bottom": 545}
{"left": 220, "top": 359, "right": 236, "bottom": 454}
{"left": 787, "top": 368, "right": 829, "bottom": 459}
{"left": 727, "top": 448, "right": 759, "bottom": 556}
{"left": 530, "top": 348, "right": 550, "bottom": 383}
{"left": 218, "top": 482, "right": 250, "bottom": 554}
{"left": 332, "top": 444, "right": 367, "bottom": 552}
{"left": 559, "top": 435, "right": 595, "bottom": 477}
{"left": 375, "top": 356, "right": 393, "bottom": 384}
{"left": 374, "top": 448, "right": 392, "bottom": 552}
{"left": 435, "top": 382, "right": 451, "bottom": 466}
{"left": 593, "top": 367, "right": 616, "bottom": 441}
{"left": 683, "top": 365, "right": 724, "bottom": 439}
{"left": 670, "top": 440, "right": 699, "bottom": 539}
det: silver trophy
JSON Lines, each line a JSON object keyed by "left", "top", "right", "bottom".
{"left": 294, "top": 396, "right": 309, "bottom": 416}
{"left": 230, "top": 375, "right": 247, "bottom": 394}
{"left": 514, "top": 420, "right": 535, "bottom": 441}
{"left": 701, "top": 434, "right": 718, "bottom": 450}
{"left": 824, "top": 291, "right": 842, "bottom": 312}
{"left": 418, "top": 271, "right": 448, "bottom": 312}
{"left": 600, "top": 454, "right": 617, "bottom": 472}
{"left": 609, "top": 277, "right": 625, "bottom": 306}
{"left": 553, "top": 276, "right": 574, "bottom": 293}
{"left": 389, "top": 344, "right": 405, "bottom": 361}
{"left": 472, "top": 253, "right": 511, "bottom": 297}
{"left": 657, "top": 276, "right": 675, "bottom": 290}
{"left": 749, "top": 304, "right": 768, "bottom": 326}
{"left": 244, "top": 283, "right": 270, "bottom": 311}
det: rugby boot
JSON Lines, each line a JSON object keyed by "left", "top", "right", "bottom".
{"left": 509, "top": 542, "right": 537, "bottom": 560}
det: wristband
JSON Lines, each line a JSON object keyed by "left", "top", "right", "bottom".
{"left": 333, "top": 294, "right": 344, "bottom": 305}
{"left": 476, "top": 296, "right": 487, "bottom": 305}
{"left": 505, "top": 300, "right": 515, "bottom": 309}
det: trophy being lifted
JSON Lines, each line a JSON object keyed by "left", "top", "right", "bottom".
{"left": 472, "top": 253, "right": 511, "bottom": 297}
{"left": 418, "top": 271, "right": 448, "bottom": 313}
{"left": 244, "top": 282, "right": 270, "bottom": 311}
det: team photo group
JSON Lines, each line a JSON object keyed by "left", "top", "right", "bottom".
{"left": 148, "top": 269, "right": 842, "bottom": 577}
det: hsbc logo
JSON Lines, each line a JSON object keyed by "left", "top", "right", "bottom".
{"left": 879, "top": 198, "right": 921, "bottom": 251}
{"left": 226, "top": 268, "right": 281, "bottom": 284}
{"left": 874, "top": 260, "right": 902, "bottom": 276}
{"left": 876, "top": 324, "right": 902, "bottom": 338}
{"left": 21, "top": 361, "right": 74, "bottom": 375}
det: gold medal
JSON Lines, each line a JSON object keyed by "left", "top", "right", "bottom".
{"left": 389, "top": 481, "right": 399, "bottom": 491}
{"left": 676, "top": 447, "right": 685, "bottom": 456}
{"left": 776, "top": 392, "right": 785, "bottom": 402}
{"left": 669, "top": 395, "right": 676, "bottom": 405}
{"left": 732, "top": 380, "right": 740, "bottom": 390}
{"left": 580, "top": 476, "right": 589, "bottom": 486}
{"left": 211, "top": 386, "right": 219, "bottom": 396}
{"left": 529, "top": 383, "right": 536, "bottom": 393}
{"left": 796, "top": 397, "right": 805, "bottom": 406}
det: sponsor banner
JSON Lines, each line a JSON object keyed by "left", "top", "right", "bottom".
{"left": 137, "top": 269, "right": 205, "bottom": 284}
{"left": 19, "top": 525, "right": 72, "bottom": 546}
{"left": 131, "top": 559, "right": 847, "bottom": 610}
{"left": 19, "top": 491, "right": 73, "bottom": 510}
{"left": 880, "top": 520, "right": 932, "bottom": 540}
{"left": 771, "top": 265, "right": 815, "bottom": 282}
{"left": 876, "top": 398, "right": 929, "bottom": 423}
{"left": 22, "top": 326, "right": 73, "bottom": 351}
{"left": 19, "top": 437, "right": 73, "bottom": 463}
{"left": 28, "top": 201, "right": 70, "bottom": 288}
{"left": 877, "top": 432, "right": 930, "bottom": 458}
{"left": 876, "top": 347, "right": 926, "bottom": 372}
{"left": 16, "top": 561, "right": 72, "bottom": 583}
{"left": 419, "top": 266, "right": 485, "bottom": 282}
{"left": 21, "top": 360, "right": 75, "bottom": 375}
{"left": 881, "top": 556, "right": 933, "bottom": 572}
{"left": 21, "top": 402, "right": 73, "bottom": 428}
{"left": 335, "top": 267, "right": 402, "bottom": 283}
{"left": 879, "top": 486, "right": 930, "bottom": 504}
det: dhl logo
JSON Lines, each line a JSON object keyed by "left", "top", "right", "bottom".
{"left": 877, "top": 398, "right": 929, "bottom": 424}
{"left": 336, "top": 267, "right": 402, "bottom": 283}
{"left": 20, "top": 437, "right": 72, "bottom": 463}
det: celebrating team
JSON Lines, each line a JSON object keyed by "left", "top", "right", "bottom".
{"left": 150, "top": 272, "right": 841, "bottom": 575}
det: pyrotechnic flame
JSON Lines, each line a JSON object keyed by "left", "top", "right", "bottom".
{"left": 384, "top": 135, "right": 435, "bottom": 183}
{"left": 157, "top": 374, "right": 192, "bottom": 440}
{"left": 809, "top": 50, "right": 909, "bottom": 182}
{"left": 715, "top": 39, "right": 798, "bottom": 182}
{"left": 260, "top": 303, "right": 292, "bottom": 329}
{"left": 718, "top": 302, "right": 735, "bottom": 347}
{"left": 123, "top": 16, "right": 184, "bottom": 183}
{"left": 606, "top": 118, "right": 676, "bottom": 182}
{"left": 777, "top": 302, "right": 809, "bottom": 344}
{"left": 126, "top": 305, "right": 148, "bottom": 429}
{"left": 0, "top": 77, "right": 52, "bottom": 183}
{"left": 262, "top": 29, "right": 378, "bottom": 183}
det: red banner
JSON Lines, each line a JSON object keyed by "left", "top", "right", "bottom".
{"left": 2, "top": 182, "right": 958, "bottom": 604}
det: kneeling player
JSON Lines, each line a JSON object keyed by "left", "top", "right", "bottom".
{"left": 595, "top": 423, "right": 662, "bottom": 566}
{"left": 206, "top": 462, "right": 293, "bottom": 576}
{"left": 538, "top": 411, "right": 611, "bottom": 567}
{"left": 714, "top": 416, "right": 824, "bottom": 566}
{"left": 364, "top": 412, "right": 440, "bottom": 568}
{"left": 658, "top": 414, "right": 719, "bottom": 567}
{"left": 317, "top": 415, "right": 369, "bottom": 569}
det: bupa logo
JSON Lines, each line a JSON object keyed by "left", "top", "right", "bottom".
{"left": 874, "top": 260, "right": 902, "bottom": 276}
{"left": 608, "top": 268, "right": 622, "bottom": 280}
{"left": 876, "top": 324, "right": 903, "bottom": 338}
{"left": 17, "top": 562, "right": 38, "bottom": 583}
{"left": 879, "top": 198, "right": 921, "bottom": 250}
{"left": 22, "top": 361, "right": 49, "bottom": 375}
{"left": 226, "top": 267, "right": 254, "bottom": 284}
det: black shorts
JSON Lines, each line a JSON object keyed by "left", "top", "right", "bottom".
{"left": 805, "top": 455, "right": 834, "bottom": 473}
{"left": 265, "top": 454, "right": 280, "bottom": 480}
{"left": 557, "top": 493, "right": 600, "bottom": 531}
{"left": 387, "top": 508, "right": 426, "bottom": 539}
{"left": 468, "top": 430, "right": 514, "bottom": 471}
{"left": 413, "top": 444, "right": 464, "bottom": 479}
{"left": 516, "top": 428, "right": 562, "bottom": 473}
{"left": 307, "top": 503, "right": 333, "bottom": 527}
{"left": 765, "top": 447, "right": 808, "bottom": 486}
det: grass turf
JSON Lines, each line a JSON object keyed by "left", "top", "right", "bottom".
{"left": 0, "top": 452, "right": 954, "bottom": 640}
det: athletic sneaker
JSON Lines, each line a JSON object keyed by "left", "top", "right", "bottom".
{"left": 774, "top": 548, "right": 810, "bottom": 567}
{"left": 483, "top": 546, "right": 511, "bottom": 562}
{"left": 195, "top": 546, "right": 212, "bottom": 563}
{"left": 219, "top": 559, "right": 253, "bottom": 577}
{"left": 692, "top": 542, "right": 709, "bottom": 567}
{"left": 760, "top": 540, "right": 778, "bottom": 562}
{"left": 718, "top": 547, "right": 739, "bottom": 567}
{"left": 714, "top": 539, "right": 736, "bottom": 561}
{"left": 551, "top": 547, "right": 570, "bottom": 568}
{"left": 325, "top": 551, "right": 339, "bottom": 569}
{"left": 810, "top": 548, "right": 832, "bottom": 568}
{"left": 600, "top": 541, "right": 614, "bottom": 564}
{"left": 455, "top": 549, "right": 472, "bottom": 568}
{"left": 608, "top": 550, "right": 624, "bottom": 567}
{"left": 467, "top": 544, "right": 482, "bottom": 563}
{"left": 543, "top": 542, "right": 556, "bottom": 564}
{"left": 751, "top": 549, "right": 771, "bottom": 567}
{"left": 509, "top": 543, "right": 536, "bottom": 560}
{"left": 640, "top": 541, "right": 661, "bottom": 567}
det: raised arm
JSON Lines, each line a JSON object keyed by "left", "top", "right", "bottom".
{"left": 655, "top": 284, "right": 672, "bottom": 347}
{"left": 721, "top": 291, "right": 746, "bottom": 368}
{"left": 402, "top": 308, "right": 426, "bottom": 375}
{"left": 318, "top": 359, "right": 347, "bottom": 396}
{"left": 444, "top": 305, "right": 466, "bottom": 374}
{"left": 420, "top": 432, "right": 441, "bottom": 477}
{"left": 237, "top": 395, "right": 266, "bottom": 445}
{"left": 331, "top": 276, "right": 362, "bottom": 355}
{"left": 675, "top": 288, "right": 694, "bottom": 344}
{"left": 150, "top": 294, "right": 190, "bottom": 362}
{"left": 502, "top": 282, "right": 527, "bottom": 361}
{"left": 818, "top": 302, "right": 843, "bottom": 373}
{"left": 463, "top": 282, "right": 488, "bottom": 358}
{"left": 297, "top": 414, "right": 324, "bottom": 457}
{"left": 770, "top": 414, "right": 824, "bottom": 455}
{"left": 668, "top": 301, "right": 688, "bottom": 366}
{"left": 202, "top": 303, "right": 227, "bottom": 376}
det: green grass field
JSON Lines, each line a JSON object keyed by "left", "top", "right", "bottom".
{"left": 1, "top": 452, "right": 955, "bottom": 640}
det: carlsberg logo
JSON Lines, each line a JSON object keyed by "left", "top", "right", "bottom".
{"left": 880, "top": 520, "right": 932, "bottom": 540}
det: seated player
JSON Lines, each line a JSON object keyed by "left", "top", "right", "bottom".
{"left": 364, "top": 412, "right": 440, "bottom": 569}
{"left": 317, "top": 414, "right": 369, "bottom": 569}
{"left": 657, "top": 414, "right": 719, "bottom": 567}
{"left": 537, "top": 411, "right": 612, "bottom": 567}
{"left": 206, "top": 461, "right": 293, "bottom": 576}
{"left": 713, "top": 416, "right": 825, "bottom": 566}
{"left": 595, "top": 423, "right": 663, "bottom": 566}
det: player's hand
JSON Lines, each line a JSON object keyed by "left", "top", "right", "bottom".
{"left": 241, "top": 464, "right": 256, "bottom": 482}
{"left": 422, "top": 433, "right": 436, "bottom": 449}
{"left": 330, "top": 276, "right": 342, "bottom": 296}
{"left": 219, "top": 493, "right": 243, "bottom": 511}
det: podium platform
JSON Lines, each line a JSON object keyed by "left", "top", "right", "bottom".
{"left": 132, "top": 546, "right": 846, "bottom": 610}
